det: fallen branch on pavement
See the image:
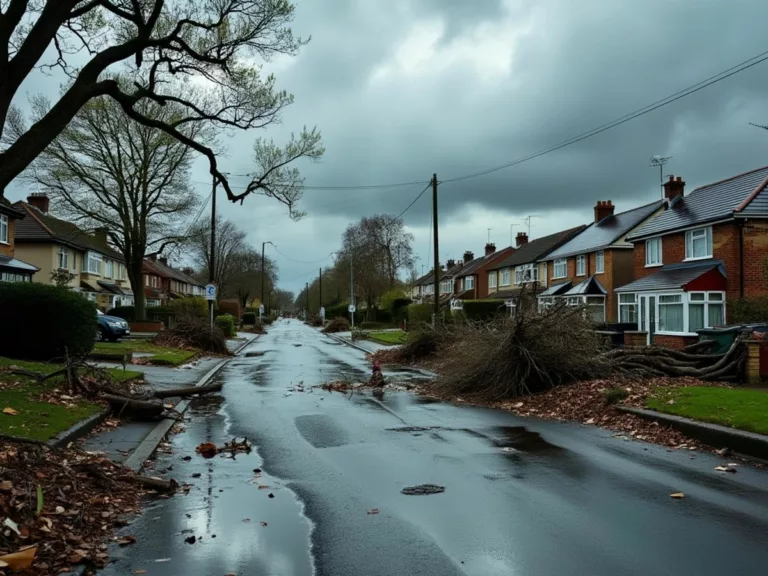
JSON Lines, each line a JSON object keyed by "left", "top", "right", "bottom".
{"left": 151, "top": 382, "right": 223, "bottom": 399}
{"left": 102, "top": 394, "right": 165, "bottom": 419}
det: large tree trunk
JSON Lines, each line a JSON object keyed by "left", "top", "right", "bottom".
{"left": 128, "top": 259, "right": 146, "bottom": 321}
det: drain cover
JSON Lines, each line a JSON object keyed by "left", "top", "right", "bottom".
{"left": 401, "top": 484, "right": 445, "bottom": 495}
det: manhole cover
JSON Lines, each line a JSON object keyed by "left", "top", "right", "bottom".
{"left": 401, "top": 484, "right": 445, "bottom": 495}
{"left": 387, "top": 426, "right": 430, "bottom": 433}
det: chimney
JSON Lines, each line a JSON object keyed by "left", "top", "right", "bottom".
{"left": 447, "top": 259, "right": 456, "bottom": 269}
{"left": 663, "top": 175, "right": 685, "bottom": 202}
{"left": 463, "top": 251, "right": 474, "bottom": 264}
{"left": 484, "top": 243, "right": 496, "bottom": 256}
{"left": 159, "top": 257, "right": 168, "bottom": 266}
{"left": 94, "top": 227, "right": 108, "bottom": 244}
{"left": 27, "top": 192, "right": 49, "bottom": 214}
{"left": 516, "top": 232, "right": 528, "bottom": 247}
{"left": 594, "top": 200, "right": 615, "bottom": 223}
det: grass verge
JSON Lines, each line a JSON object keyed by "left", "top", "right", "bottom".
{"left": 366, "top": 330, "right": 407, "bottom": 345}
{"left": 93, "top": 341, "right": 197, "bottom": 366}
{"left": 0, "top": 357, "right": 143, "bottom": 441}
{"left": 646, "top": 386, "right": 768, "bottom": 436}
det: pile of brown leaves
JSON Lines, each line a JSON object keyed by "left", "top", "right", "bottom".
{"left": 0, "top": 442, "right": 151, "bottom": 574}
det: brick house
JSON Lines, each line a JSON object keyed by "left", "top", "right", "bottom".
{"left": 486, "top": 226, "right": 586, "bottom": 302}
{"left": 143, "top": 254, "right": 205, "bottom": 304}
{"left": 0, "top": 197, "right": 38, "bottom": 282}
{"left": 13, "top": 194, "right": 131, "bottom": 310}
{"left": 538, "top": 199, "right": 664, "bottom": 323}
{"left": 616, "top": 167, "right": 768, "bottom": 347}
{"left": 452, "top": 243, "right": 515, "bottom": 300}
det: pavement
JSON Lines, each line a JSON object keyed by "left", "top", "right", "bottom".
{"left": 326, "top": 329, "right": 396, "bottom": 354}
{"left": 98, "top": 319, "right": 768, "bottom": 576}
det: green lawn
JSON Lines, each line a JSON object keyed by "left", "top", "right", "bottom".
{"left": 646, "top": 386, "right": 768, "bottom": 436}
{"left": 366, "top": 330, "right": 407, "bottom": 345}
{"left": 0, "top": 357, "right": 143, "bottom": 442}
{"left": 93, "top": 341, "right": 197, "bottom": 366}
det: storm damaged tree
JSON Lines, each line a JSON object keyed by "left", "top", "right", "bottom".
{"left": 187, "top": 214, "right": 249, "bottom": 299}
{"left": 26, "top": 91, "right": 199, "bottom": 321}
{"left": 0, "top": 0, "right": 323, "bottom": 210}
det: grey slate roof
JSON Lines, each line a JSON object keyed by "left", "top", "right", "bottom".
{"left": 0, "top": 255, "right": 38, "bottom": 273}
{"left": 614, "top": 261, "right": 725, "bottom": 293}
{"left": 488, "top": 225, "right": 587, "bottom": 271}
{"left": 538, "top": 281, "right": 572, "bottom": 297}
{"left": 455, "top": 247, "right": 514, "bottom": 278}
{"left": 544, "top": 201, "right": 663, "bottom": 260}
{"left": 564, "top": 276, "right": 607, "bottom": 296}
{"left": 628, "top": 166, "right": 768, "bottom": 240}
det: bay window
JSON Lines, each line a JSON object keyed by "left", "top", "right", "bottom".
{"left": 105, "top": 260, "right": 114, "bottom": 279}
{"left": 646, "top": 237, "right": 662, "bottom": 266}
{"left": 685, "top": 227, "right": 712, "bottom": 260}
{"left": 565, "top": 295, "right": 605, "bottom": 322}
{"left": 0, "top": 214, "right": 8, "bottom": 243}
{"left": 84, "top": 252, "right": 102, "bottom": 274}
{"left": 515, "top": 264, "right": 538, "bottom": 284}
{"left": 489, "top": 272, "right": 497, "bottom": 289}
{"left": 595, "top": 251, "right": 605, "bottom": 274}
{"left": 658, "top": 294, "right": 684, "bottom": 332}
{"left": 500, "top": 269, "right": 511, "bottom": 286}
{"left": 618, "top": 294, "right": 637, "bottom": 323}
{"left": 688, "top": 292, "right": 724, "bottom": 331}
{"left": 553, "top": 259, "right": 567, "bottom": 278}
{"left": 576, "top": 255, "right": 586, "bottom": 276}
{"left": 464, "top": 276, "right": 474, "bottom": 290}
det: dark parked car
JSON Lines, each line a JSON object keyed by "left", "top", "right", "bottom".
{"left": 96, "top": 310, "right": 130, "bottom": 342}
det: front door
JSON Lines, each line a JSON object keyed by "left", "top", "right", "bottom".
{"left": 639, "top": 295, "right": 656, "bottom": 345}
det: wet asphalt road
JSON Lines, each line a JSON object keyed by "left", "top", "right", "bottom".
{"left": 102, "top": 319, "right": 768, "bottom": 576}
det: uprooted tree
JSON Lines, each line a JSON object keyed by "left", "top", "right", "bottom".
{"left": 0, "top": 0, "right": 323, "bottom": 205}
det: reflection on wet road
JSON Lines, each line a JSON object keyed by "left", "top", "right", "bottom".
{"left": 102, "top": 319, "right": 768, "bottom": 576}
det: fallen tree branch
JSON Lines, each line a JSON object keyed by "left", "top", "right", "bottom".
{"left": 102, "top": 394, "right": 164, "bottom": 419}
{"left": 117, "top": 474, "right": 178, "bottom": 492}
{"left": 151, "top": 382, "right": 223, "bottom": 399}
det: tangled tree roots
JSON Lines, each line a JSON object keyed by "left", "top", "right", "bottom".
{"left": 155, "top": 316, "right": 229, "bottom": 355}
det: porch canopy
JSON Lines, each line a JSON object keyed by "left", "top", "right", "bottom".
{"left": 563, "top": 276, "right": 607, "bottom": 322}
{"left": 615, "top": 261, "right": 726, "bottom": 295}
{"left": 0, "top": 255, "right": 38, "bottom": 282}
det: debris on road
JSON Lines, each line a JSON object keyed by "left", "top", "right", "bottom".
{"left": 715, "top": 464, "right": 738, "bottom": 473}
{"left": 670, "top": 492, "right": 685, "bottom": 499}
{"left": 184, "top": 535, "right": 197, "bottom": 544}
{"left": 401, "top": 484, "right": 446, "bottom": 495}
{"left": 367, "top": 508, "right": 380, "bottom": 515}
{"left": 196, "top": 442, "right": 218, "bottom": 458}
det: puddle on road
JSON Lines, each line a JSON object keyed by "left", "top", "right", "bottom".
{"left": 491, "top": 426, "right": 564, "bottom": 454}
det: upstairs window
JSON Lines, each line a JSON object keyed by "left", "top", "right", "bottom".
{"left": 0, "top": 215, "right": 8, "bottom": 243}
{"left": 489, "top": 272, "right": 497, "bottom": 289}
{"left": 58, "top": 246, "right": 68, "bottom": 269}
{"left": 553, "top": 259, "right": 567, "bottom": 279}
{"left": 85, "top": 252, "right": 102, "bottom": 274}
{"left": 646, "top": 238, "right": 662, "bottom": 266}
{"left": 595, "top": 251, "right": 605, "bottom": 273}
{"left": 576, "top": 255, "right": 586, "bottom": 276}
{"left": 104, "top": 260, "right": 114, "bottom": 279}
{"left": 685, "top": 227, "right": 712, "bottom": 260}
{"left": 500, "top": 269, "right": 511, "bottom": 286}
{"left": 464, "top": 276, "right": 475, "bottom": 290}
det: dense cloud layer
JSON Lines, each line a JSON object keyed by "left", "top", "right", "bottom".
{"left": 8, "top": 0, "right": 768, "bottom": 293}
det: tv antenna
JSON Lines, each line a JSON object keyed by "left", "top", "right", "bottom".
{"left": 649, "top": 155, "right": 672, "bottom": 199}
{"left": 524, "top": 215, "right": 539, "bottom": 236}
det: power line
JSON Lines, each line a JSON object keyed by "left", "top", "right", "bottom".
{"left": 395, "top": 181, "right": 431, "bottom": 219}
{"left": 441, "top": 48, "right": 768, "bottom": 184}
{"left": 271, "top": 246, "right": 335, "bottom": 265}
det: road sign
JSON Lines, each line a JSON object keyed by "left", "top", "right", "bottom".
{"left": 205, "top": 284, "right": 217, "bottom": 301}
{"left": 320, "top": 306, "right": 326, "bottom": 318}
{"left": 450, "top": 299, "right": 463, "bottom": 311}
{"left": 259, "top": 304, "right": 264, "bottom": 313}
{"left": 348, "top": 304, "right": 356, "bottom": 313}
{"left": 505, "top": 299, "right": 516, "bottom": 308}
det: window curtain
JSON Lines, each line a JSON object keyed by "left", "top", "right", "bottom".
{"left": 659, "top": 303, "right": 684, "bottom": 332}
{"left": 689, "top": 304, "right": 704, "bottom": 332}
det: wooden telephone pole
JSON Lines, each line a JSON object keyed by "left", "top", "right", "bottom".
{"left": 432, "top": 173, "right": 440, "bottom": 323}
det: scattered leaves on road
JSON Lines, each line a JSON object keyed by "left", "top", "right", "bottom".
{"left": 196, "top": 442, "right": 218, "bottom": 458}
{"left": 260, "top": 521, "right": 268, "bottom": 527}
{"left": 0, "top": 544, "right": 37, "bottom": 570}
{"left": 118, "top": 535, "right": 137, "bottom": 546}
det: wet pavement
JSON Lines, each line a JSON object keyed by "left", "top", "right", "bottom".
{"left": 101, "top": 319, "right": 768, "bottom": 576}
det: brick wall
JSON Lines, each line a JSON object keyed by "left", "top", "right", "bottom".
{"left": 653, "top": 334, "right": 698, "bottom": 349}
{"left": 0, "top": 217, "right": 14, "bottom": 257}
{"left": 742, "top": 220, "right": 768, "bottom": 297}
{"left": 632, "top": 223, "right": 744, "bottom": 302}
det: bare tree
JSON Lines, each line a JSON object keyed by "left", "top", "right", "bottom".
{"left": 227, "top": 247, "right": 277, "bottom": 308}
{"left": 26, "top": 91, "right": 199, "bottom": 320}
{"left": 187, "top": 214, "right": 247, "bottom": 298}
{"left": 0, "top": 0, "right": 324, "bottom": 211}
{"left": 274, "top": 288, "right": 295, "bottom": 312}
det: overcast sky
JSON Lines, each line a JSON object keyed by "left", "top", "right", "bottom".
{"left": 8, "top": 0, "right": 768, "bottom": 295}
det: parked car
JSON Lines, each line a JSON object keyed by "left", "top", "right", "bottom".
{"left": 96, "top": 310, "right": 130, "bottom": 342}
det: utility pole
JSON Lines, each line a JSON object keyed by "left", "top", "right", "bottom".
{"left": 432, "top": 173, "right": 440, "bottom": 323}
{"left": 319, "top": 268, "right": 322, "bottom": 310}
{"left": 350, "top": 255, "right": 355, "bottom": 329}
{"left": 208, "top": 176, "right": 217, "bottom": 329}
{"left": 305, "top": 282, "right": 309, "bottom": 318}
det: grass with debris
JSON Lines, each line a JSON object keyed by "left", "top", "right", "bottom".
{"left": 366, "top": 330, "right": 407, "bottom": 345}
{"left": 93, "top": 340, "right": 198, "bottom": 366}
{"left": 0, "top": 357, "right": 143, "bottom": 441}
{"left": 646, "top": 386, "right": 768, "bottom": 436}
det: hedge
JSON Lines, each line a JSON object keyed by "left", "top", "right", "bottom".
{"left": 107, "top": 305, "right": 135, "bottom": 321}
{"left": 730, "top": 297, "right": 768, "bottom": 324}
{"left": 242, "top": 312, "right": 257, "bottom": 325}
{"left": 325, "top": 302, "right": 357, "bottom": 324}
{"left": 390, "top": 297, "right": 412, "bottom": 323}
{"left": 408, "top": 303, "right": 433, "bottom": 325}
{"left": 0, "top": 283, "right": 96, "bottom": 361}
{"left": 462, "top": 299, "right": 506, "bottom": 321}
{"left": 214, "top": 314, "right": 236, "bottom": 337}
{"left": 218, "top": 299, "right": 241, "bottom": 319}
{"left": 170, "top": 297, "right": 208, "bottom": 319}
{"left": 361, "top": 321, "right": 390, "bottom": 330}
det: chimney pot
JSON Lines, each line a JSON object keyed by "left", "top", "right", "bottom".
{"left": 27, "top": 192, "right": 49, "bottom": 214}
{"left": 463, "top": 250, "right": 474, "bottom": 264}
{"left": 516, "top": 232, "right": 528, "bottom": 247}
{"left": 663, "top": 175, "right": 685, "bottom": 201}
{"left": 484, "top": 243, "right": 496, "bottom": 256}
{"left": 447, "top": 259, "right": 456, "bottom": 269}
{"left": 594, "top": 199, "right": 615, "bottom": 223}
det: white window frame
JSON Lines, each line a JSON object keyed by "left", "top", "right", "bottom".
{"left": 553, "top": 259, "right": 567, "bottom": 279}
{"left": 104, "top": 259, "right": 114, "bottom": 279}
{"left": 86, "top": 252, "right": 102, "bottom": 275}
{"left": 57, "top": 246, "right": 68, "bottom": 270}
{"left": 645, "top": 290, "right": 726, "bottom": 336}
{"left": 0, "top": 214, "right": 8, "bottom": 244}
{"left": 565, "top": 295, "right": 606, "bottom": 322}
{"left": 489, "top": 271, "right": 497, "bottom": 289}
{"left": 618, "top": 294, "right": 637, "bottom": 324}
{"left": 595, "top": 251, "right": 605, "bottom": 274}
{"left": 576, "top": 255, "right": 586, "bottom": 276}
{"left": 645, "top": 237, "right": 662, "bottom": 267}
{"left": 500, "top": 268, "right": 511, "bottom": 286}
{"left": 685, "top": 227, "right": 713, "bottom": 261}
{"left": 464, "top": 275, "right": 475, "bottom": 290}
{"left": 440, "top": 279, "right": 453, "bottom": 293}
{"left": 687, "top": 291, "right": 726, "bottom": 332}
{"left": 515, "top": 264, "right": 538, "bottom": 285}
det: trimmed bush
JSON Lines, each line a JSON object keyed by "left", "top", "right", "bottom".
{"left": 242, "top": 312, "right": 257, "bottom": 325}
{"left": 107, "top": 305, "right": 135, "bottom": 321}
{"left": 462, "top": 299, "right": 505, "bottom": 321}
{"left": 391, "top": 297, "right": 412, "bottom": 323}
{"left": 730, "top": 297, "right": 768, "bottom": 324}
{"left": 218, "top": 299, "right": 241, "bottom": 319}
{"left": 170, "top": 297, "right": 208, "bottom": 319}
{"left": 361, "top": 321, "right": 388, "bottom": 330}
{"left": 214, "top": 314, "right": 236, "bottom": 337}
{"left": 0, "top": 283, "right": 97, "bottom": 361}
{"left": 407, "top": 303, "right": 433, "bottom": 325}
